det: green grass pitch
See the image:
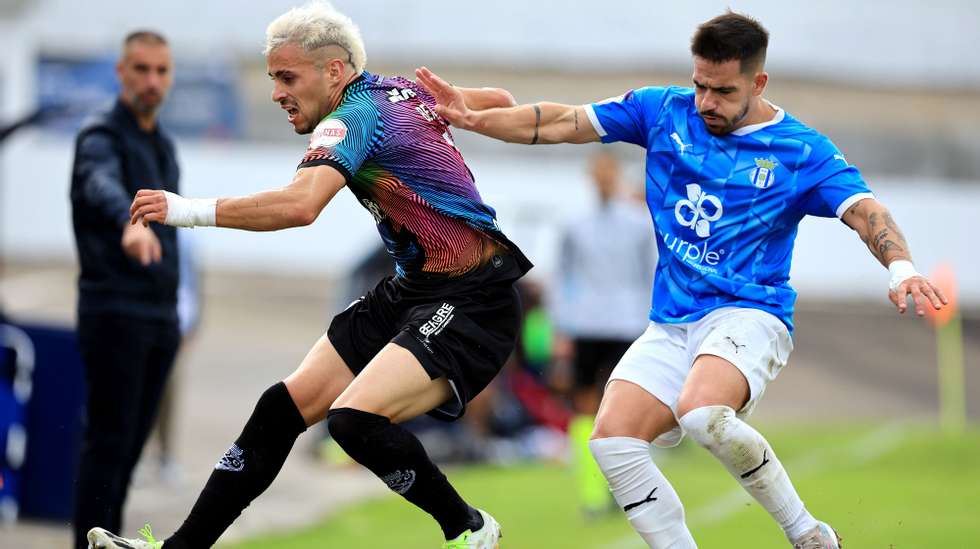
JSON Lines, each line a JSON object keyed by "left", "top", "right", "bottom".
{"left": 225, "top": 424, "right": 980, "bottom": 548}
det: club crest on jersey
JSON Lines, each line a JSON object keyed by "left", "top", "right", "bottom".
{"left": 310, "top": 118, "right": 348, "bottom": 149}
{"left": 751, "top": 158, "right": 777, "bottom": 189}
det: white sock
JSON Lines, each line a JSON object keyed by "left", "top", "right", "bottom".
{"left": 677, "top": 406, "right": 817, "bottom": 541}
{"left": 589, "top": 437, "right": 697, "bottom": 548}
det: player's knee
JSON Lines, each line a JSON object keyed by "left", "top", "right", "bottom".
{"left": 677, "top": 405, "right": 736, "bottom": 451}
{"left": 591, "top": 408, "right": 676, "bottom": 442}
{"left": 675, "top": 391, "right": 727, "bottom": 418}
{"left": 589, "top": 436, "right": 651, "bottom": 466}
{"left": 590, "top": 415, "right": 630, "bottom": 440}
{"left": 242, "top": 382, "right": 307, "bottom": 445}
{"left": 326, "top": 407, "right": 390, "bottom": 449}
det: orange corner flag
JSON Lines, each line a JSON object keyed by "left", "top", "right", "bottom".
{"left": 924, "top": 263, "right": 958, "bottom": 328}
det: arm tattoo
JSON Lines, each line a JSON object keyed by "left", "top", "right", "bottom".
{"left": 878, "top": 240, "right": 903, "bottom": 256}
{"left": 574, "top": 109, "right": 579, "bottom": 131}
{"left": 866, "top": 209, "right": 909, "bottom": 263}
{"left": 871, "top": 228, "right": 889, "bottom": 250}
{"left": 883, "top": 212, "right": 908, "bottom": 244}
{"left": 530, "top": 104, "right": 541, "bottom": 145}
{"left": 882, "top": 212, "right": 909, "bottom": 257}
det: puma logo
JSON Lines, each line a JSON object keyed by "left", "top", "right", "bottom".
{"left": 671, "top": 132, "right": 693, "bottom": 153}
{"left": 724, "top": 336, "right": 746, "bottom": 354}
{"left": 740, "top": 449, "right": 770, "bottom": 479}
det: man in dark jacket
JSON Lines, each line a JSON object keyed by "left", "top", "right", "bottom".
{"left": 69, "top": 30, "right": 180, "bottom": 549}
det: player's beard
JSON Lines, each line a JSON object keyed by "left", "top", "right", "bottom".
{"left": 701, "top": 99, "right": 750, "bottom": 135}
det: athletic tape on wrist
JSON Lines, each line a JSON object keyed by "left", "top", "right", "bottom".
{"left": 888, "top": 259, "right": 920, "bottom": 291}
{"left": 163, "top": 191, "right": 217, "bottom": 228}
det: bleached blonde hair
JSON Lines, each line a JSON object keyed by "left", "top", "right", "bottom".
{"left": 264, "top": 1, "right": 367, "bottom": 73}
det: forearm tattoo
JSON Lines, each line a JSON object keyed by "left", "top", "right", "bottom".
{"left": 530, "top": 104, "right": 541, "bottom": 145}
{"left": 867, "top": 209, "right": 909, "bottom": 262}
{"left": 574, "top": 109, "right": 579, "bottom": 131}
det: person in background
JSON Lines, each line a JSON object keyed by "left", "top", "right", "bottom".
{"left": 551, "top": 151, "right": 655, "bottom": 518}
{"left": 69, "top": 30, "right": 180, "bottom": 549}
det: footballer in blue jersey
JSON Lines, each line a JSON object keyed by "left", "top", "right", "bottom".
{"left": 420, "top": 11, "right": 947, "bottom": 549}
{"left": 585, "top": 84, "right": 873, "bottom": 333}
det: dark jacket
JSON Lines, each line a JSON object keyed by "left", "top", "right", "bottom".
{"left": 70, "top": 99, "right": 180, "bottom": 321}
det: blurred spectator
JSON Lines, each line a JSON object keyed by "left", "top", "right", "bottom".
{"left": 551, "top": 151, "right": 656, "bottom": 517}
{"left": 68, "top": 31, "right": 180, "bottom": 549}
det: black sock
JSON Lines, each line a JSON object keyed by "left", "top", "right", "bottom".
{"left": 326, "top": 407, "right": 483, "bottom": 540}
{"left": 166, "top": 382, "right": 307, "bottom": 549}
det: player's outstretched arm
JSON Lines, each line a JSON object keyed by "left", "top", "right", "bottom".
{"left": 841, "top": 197, "right": 948, "bottom": 315}
{"left": 416, "top": 67, "right": 598, "bottom": 145}
{"left": 129, "top": 164, "right": 346, "bottom": 231}
{"left": 457, "top": 86, "right": 517, "bottom": 110}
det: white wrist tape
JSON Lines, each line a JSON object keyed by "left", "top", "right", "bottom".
{"left": 888, "top": 260, "right": 920, "bottom": 291}
{"left": 163, "top": 191, "right": 217, "bottom": 228}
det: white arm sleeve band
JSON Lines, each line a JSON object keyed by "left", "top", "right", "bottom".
{"left": 888, "top": 259, "right": 920, "bottom": 291}
{"left": 163, "top": 191, "right": 217, "bottom": 228}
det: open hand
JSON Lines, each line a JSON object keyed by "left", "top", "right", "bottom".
{"left": 889, "top": 275, "right": 947, "bottom": 316}
{"left": 415, "top": 67, "right": 471, "bottom": 128}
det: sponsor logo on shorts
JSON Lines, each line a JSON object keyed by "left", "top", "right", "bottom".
{"left": 724, "top": 336, "right": 747, "bottom": 354}
{"left": 361, "top": 198, "right": 386, "bottom": 223}
{"left": 215, "top": 443, "right": 245, "bottom": 472}
{"left": 419, "top": 303, "right": 455, "bottom": 341}
{"left": 381, "top": 469, "right": 416, "bottom": 494}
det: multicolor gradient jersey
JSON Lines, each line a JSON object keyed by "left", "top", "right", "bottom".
{"left": 299, "top": 71, "right": 530, "bottom": 280}
{"left": 586, "top": 86, "right": 873, "bottom": 333}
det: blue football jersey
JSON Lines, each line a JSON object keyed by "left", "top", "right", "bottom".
{"left": 586, "top": 87, "right": 873, "bottom": 332}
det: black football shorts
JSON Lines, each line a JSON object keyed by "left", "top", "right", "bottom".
{"left": 328, "top": 256, "right": 523, "bottom": 421}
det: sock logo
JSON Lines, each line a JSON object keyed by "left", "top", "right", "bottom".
{"left": 215, "top": 443, "right": 245, "bottom": 472}
{"left": 622, "top": 487, "right": 658, "bottom": 513}
{"left": 381, "top": 469, "right": 416, "bottom": 495}
{"left": 740, "top": 449, "right": 770, "bottom": 479}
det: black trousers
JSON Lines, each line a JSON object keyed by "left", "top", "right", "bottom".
{"left": 73, "top": 312, "right": 180, "bottom": 549}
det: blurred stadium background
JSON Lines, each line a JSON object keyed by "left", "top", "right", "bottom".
{"left": 1, "top": 0, "right": 977, "bottom": 547}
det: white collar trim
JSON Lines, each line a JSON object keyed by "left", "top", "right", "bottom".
{"left": 731, "top": 100, "right": 784, "bottom": 136}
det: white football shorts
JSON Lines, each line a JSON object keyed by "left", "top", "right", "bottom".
{"left": 608, "top": 307, "right": 793, "bottom": 447}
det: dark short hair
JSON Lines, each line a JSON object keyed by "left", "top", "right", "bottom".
{"left": 691, "top": 11, "right": 769, "bottom": 73}
{"left": 123, "top": 30, "right": 168, "bottom": 49}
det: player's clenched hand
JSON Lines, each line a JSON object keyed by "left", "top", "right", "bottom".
{"left": 121, "top": 221, "right": 162, "bottom": 266}
{"left": 889, "top": 275, "right": 947, "bottom": 316}
{"left": 415, "top": 67, "right": 472, "bottom": 128}
{"left": 130, "top": 189, "right": 169, "bottom": 227}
